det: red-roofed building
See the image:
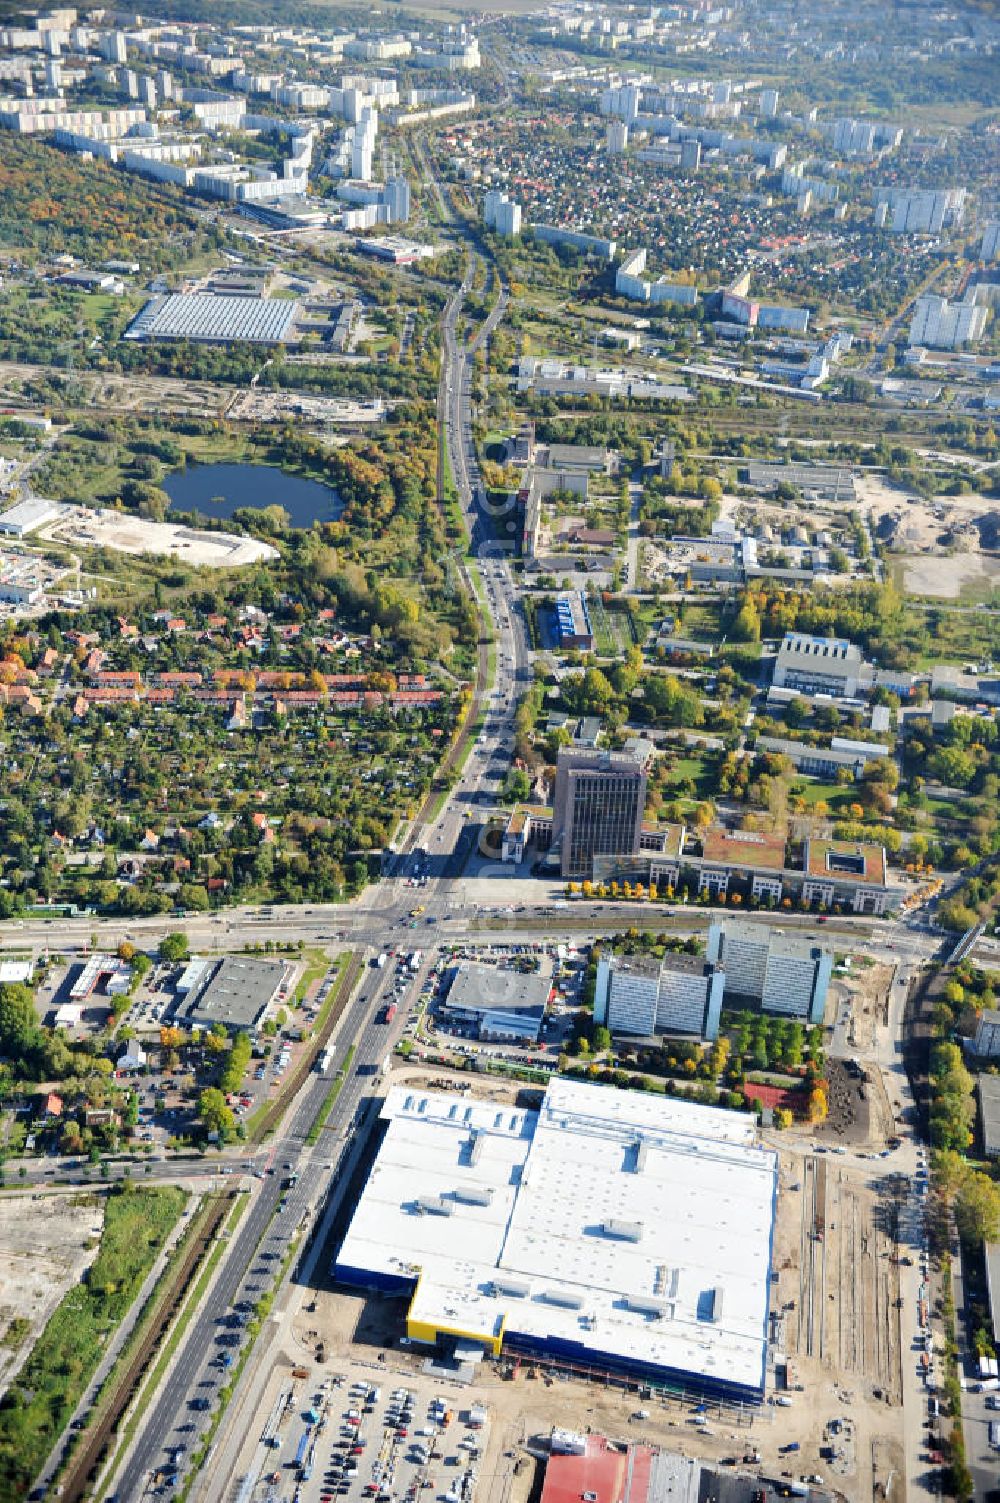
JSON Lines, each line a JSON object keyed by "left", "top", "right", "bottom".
{"left": 541, "top": 1437, "right": 657, "bottom": 1503}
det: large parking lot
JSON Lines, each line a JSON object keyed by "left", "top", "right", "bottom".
{"left": 236, "top": 1360, "right": 487, "bottom": 1503}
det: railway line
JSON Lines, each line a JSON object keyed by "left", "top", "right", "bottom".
{"left": 59, "top": 1191, "right": 235, "bottom": 1503}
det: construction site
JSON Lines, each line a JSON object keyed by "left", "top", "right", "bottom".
{"left": 274, "top": 1006, "right": 916, "bottom": 1503}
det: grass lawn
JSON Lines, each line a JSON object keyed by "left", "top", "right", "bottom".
{"left": 0, "top": 1184, "right": 186, "bottom": 1503}
{"left": 659, "top": 750, "right": 718, "bottom": 800}
{"left": 305, "top": 1043, "right": 356, "bottom": 1145}
{"left": 790, "top": 779, "right": 853, "bottom": 810}
{"left": 586, "top": 595, "right": 619, "bottom": 656}
{"left": 676, "top": 601, "right": 724, "bottom": 641}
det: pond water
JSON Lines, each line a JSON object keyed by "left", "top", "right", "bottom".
{"left": 163, "top": 462, "right": 343, "bottom": 529}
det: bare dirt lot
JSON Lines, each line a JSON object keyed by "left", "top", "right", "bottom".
{"left": 0, "top": 1190, "right": 105, "bottom": 1397}
{"left": 854, "top": 474, "right": 1000, "bottom": 598}
{"left": 898, "top": 550, "right": 1000, "bottom": 600}
{"left": 40, "top": 504, "right": 278, "bottom": 568}
{"left": 0, "top": 360, "right": 232, "bottom": 419}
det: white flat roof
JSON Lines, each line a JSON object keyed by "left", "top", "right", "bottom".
{"left": 0, "top": 497, "right": 64, "bottom": 533}
{"left": 126, "top": 293, "right": 299, "bottom": 344}
{"left": 337, "top": 1077, "right": 777, "bottom": 1395}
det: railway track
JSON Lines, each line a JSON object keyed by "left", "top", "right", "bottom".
{"left": 59, "top": 1191, "right": 235, "bottom": 1503}
{"left": 250, "top": 951, "right": 363, "bottom": 1145}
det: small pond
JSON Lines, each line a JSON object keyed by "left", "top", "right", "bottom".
{"left": 163, "top": 462, "right": 343, "bottom": 528}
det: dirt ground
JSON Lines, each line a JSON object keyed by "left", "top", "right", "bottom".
{"left": 39, "top": 505, "right": 278, "bottom": 568}
{"left": 853, "top": 474, "right": 1000, "bottom": 598}
{"left": 0, "top": 360, "right": 231, "bottom": 419}
{"left": 769, "top": 1147, "right": 905, "bottom": 1503}
{"left": 898, "top": 550, "right": 1000, "bottom": 600}
{"left": 0, "top": 1190, "right": 105, "bottom": 1397}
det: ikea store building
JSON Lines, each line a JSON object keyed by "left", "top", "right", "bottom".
{"left": 334, "top": 1077, "right": 778, "bottom": 1404}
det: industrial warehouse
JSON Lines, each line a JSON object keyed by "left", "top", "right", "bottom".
{"left": 125, "top": 291, "right": 300, "bottom": 345}
{"left": 335, "top": 1077, "right": 778, "bottom": 1403}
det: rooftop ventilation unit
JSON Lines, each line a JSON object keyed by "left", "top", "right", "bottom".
{"left": 603, "top": 1218, "right": 644, "bottom": 1242}
{"left": 541, "top": 1288, "right": 585, "bottom": 1311}
{"left": 415, "top": 1195, "right": 453, "bottom": 1217}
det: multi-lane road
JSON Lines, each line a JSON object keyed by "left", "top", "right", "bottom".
{"left": 103, "top": 155, "right": 529, "bottom": 1500}
{"left": 3, "top": 143, "right": 956, "bottom": 1503}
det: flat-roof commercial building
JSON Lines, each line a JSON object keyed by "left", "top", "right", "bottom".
{"left": 595, "top": 952, "right": 725, "bottom": 1041}
{"left": 555, "top": 593, "right": 594, "bottom": 651}
{"left": 756, "top": 734, "right": 890, "bottom": 780}
{"left": 69, "top": 953, "right": 133, "bottom": 1000}
{"left": 126, "top": 292, "right": 300, "bottom": 346}
{"left": 707, "top": 920, "right": 832, "bottom": 1024}
{"left": 0, "top": 496, "right": 64, "bottom": 537}
{"left": 541, "top": 1438, "right": 747, "bottom": 1503}
{"left": 553, "top": 747, "right": 648, "bottom": 880}
{"left": 178, "top": 954, "right": 288, "bottom": 1033}
{"left": 736, "top": 456, "right": 854, "bottom": 505}
{"left": 772, "top": 632, "right": 867, "bottom": 699}
{"left": 443, "top": 962, "right": 551, "bottom": 1042}
{"left": 975, "top": 1009, "right": 1000, "bottom": 1060}
{"left": 978, "top": 1073, "right": 1000, "bottom": 1159}
{"left": 335, "top": 1077, "right": 778, "bottom": 1403}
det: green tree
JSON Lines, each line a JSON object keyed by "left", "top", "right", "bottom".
{"left": 954, "top": 1172, "right": 1000, "bottom": 1245}
{"left": 158, "top": 932, "right": 190, "bottom": 962}
{"left": 198, "top": 1087, "right": 234, "bottom": 1141}
{"left": 731, "top": 599, "right": 761, "bottom": 644}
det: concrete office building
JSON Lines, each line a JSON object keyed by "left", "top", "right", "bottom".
{"left": 594, "top": 952, "right": 725, "bottom": 1040}
{"left": 552, "top": 747, "right": 647, "bottom": 879}
{"left": 335, "top": 1077, "right": 778, "bottom": 1403}
{"left": 706, "top": 920, "right": 832, "bottom": 1024}
{"left": 802, "top": 838, "right": 890, "bottom": 915}
{"left": 975, "top": 1009, "right": 1000, "bottom": 1060}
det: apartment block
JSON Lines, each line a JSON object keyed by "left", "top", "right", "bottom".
{"left": 908, "top": 293, "right": 988, "bottom": 351}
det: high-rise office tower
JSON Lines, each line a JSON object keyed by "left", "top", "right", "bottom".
{"left": 552, "top": 748, "right": 647, "bottom": 879}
